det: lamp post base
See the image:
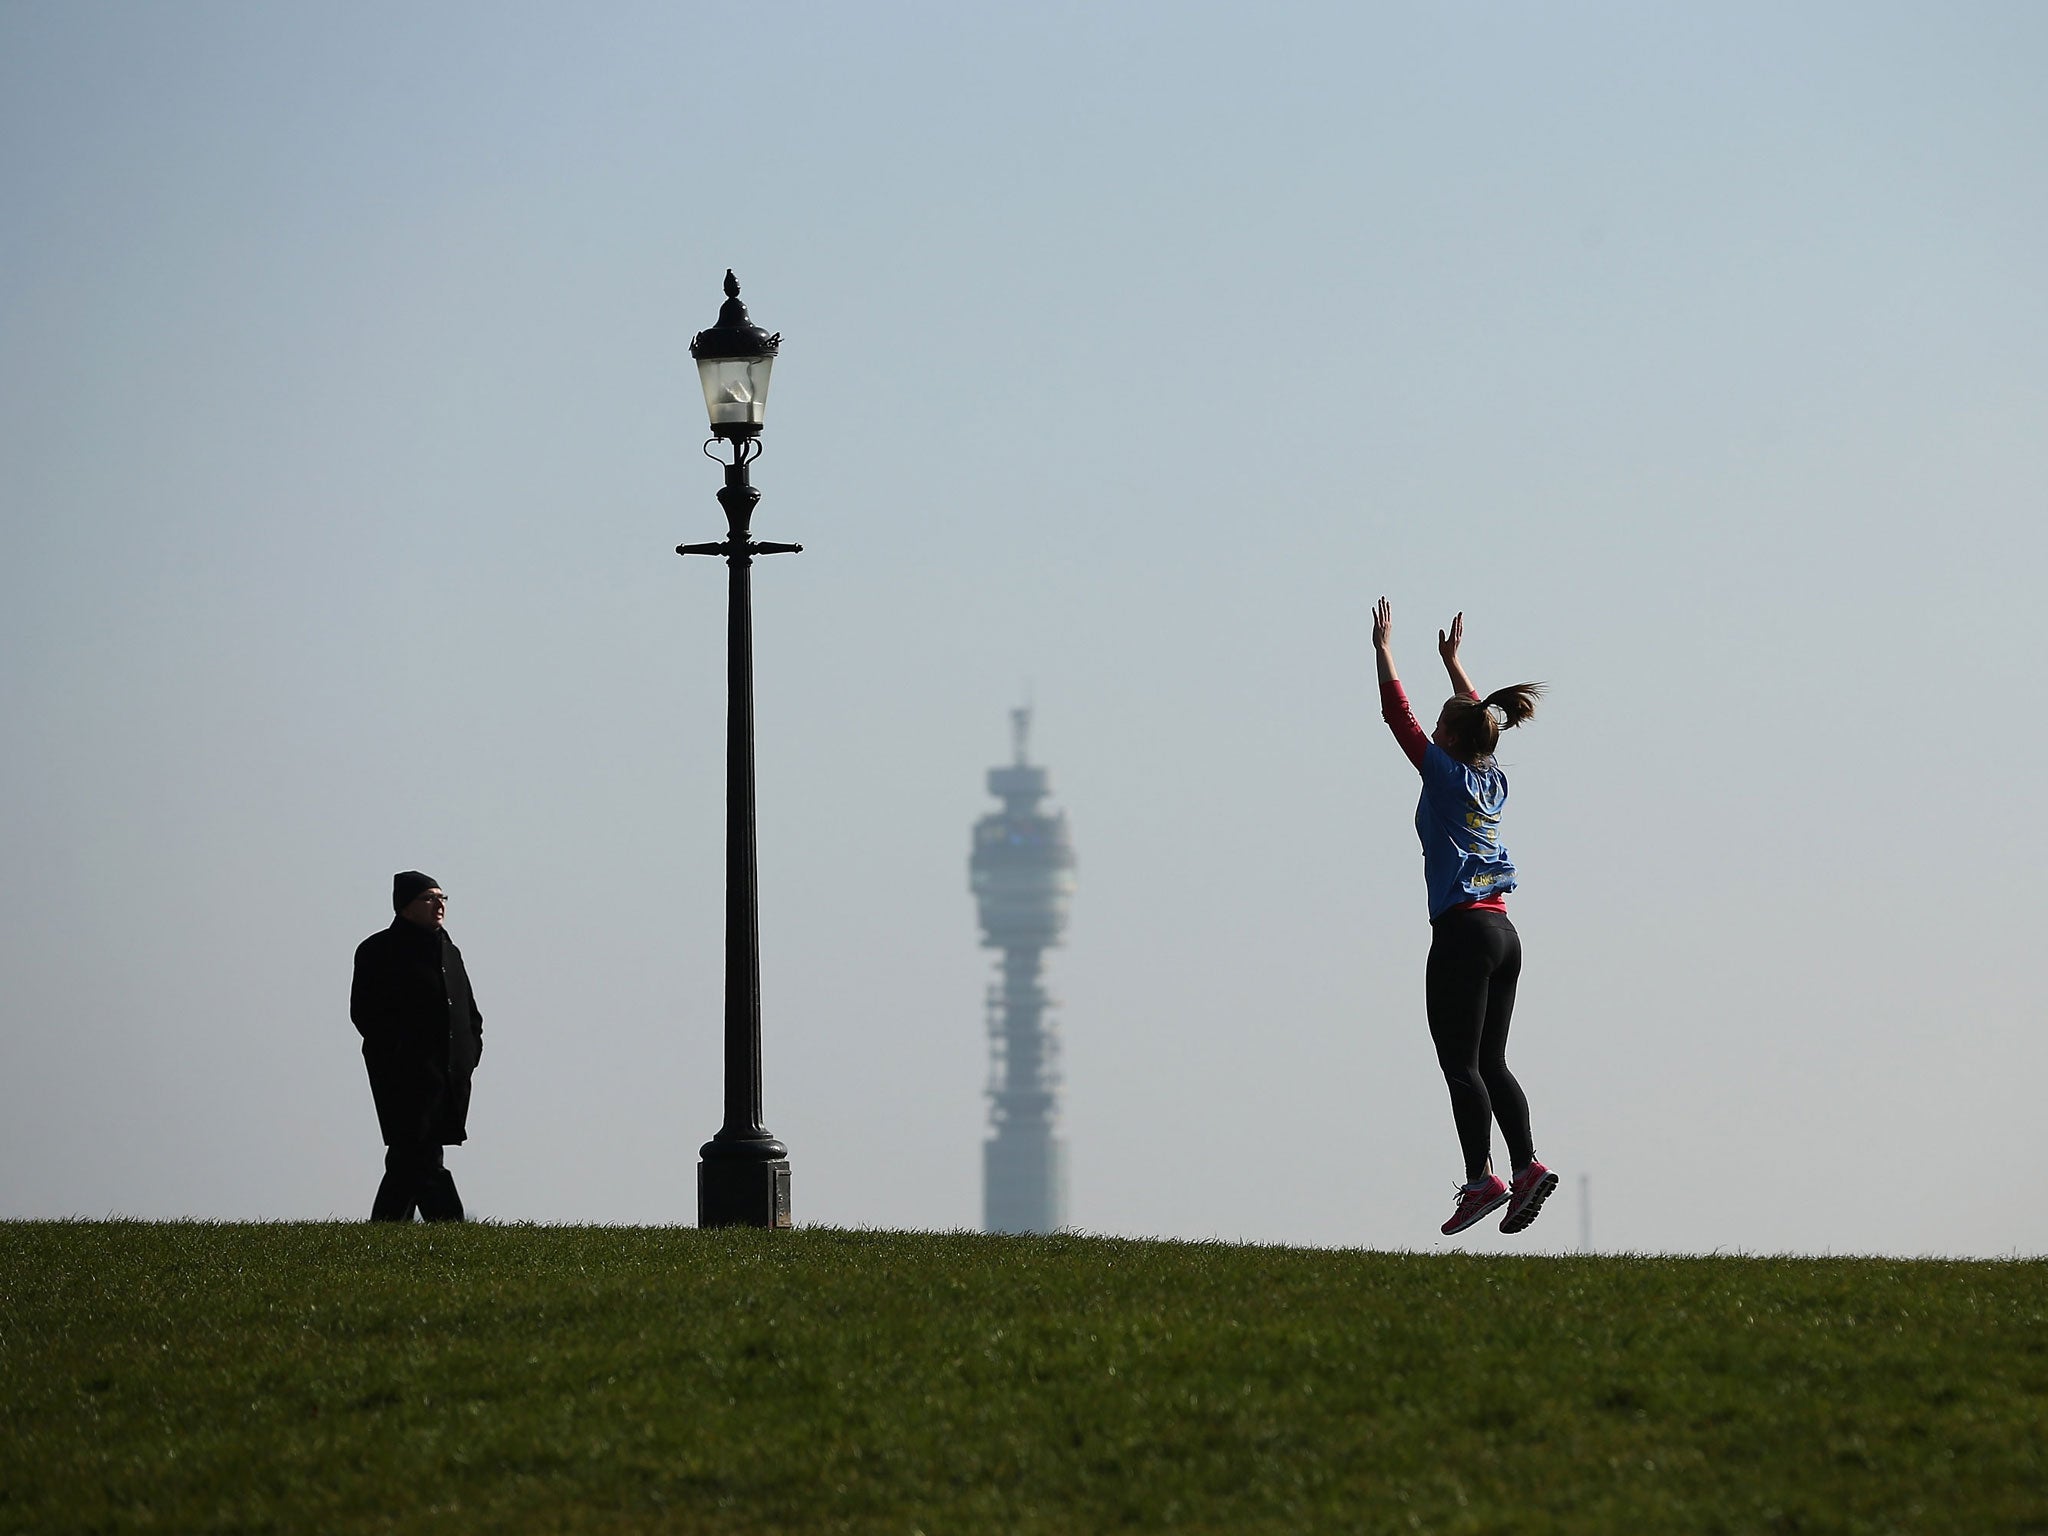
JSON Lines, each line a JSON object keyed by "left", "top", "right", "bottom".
{"left": 699, "top": 1155, "right": 792, "bottom": 1229}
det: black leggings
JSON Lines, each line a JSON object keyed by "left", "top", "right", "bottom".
{"left": 1426, "top": 908, "right": 1534, "bottom": 1184}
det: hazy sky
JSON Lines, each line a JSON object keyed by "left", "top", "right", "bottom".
{"left": 3, "top": 3, "right": 2043, "bottom": 1256}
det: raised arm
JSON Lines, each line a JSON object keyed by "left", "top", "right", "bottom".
{"left": 1438, "top": 612, "right": 1479, "bottom": 700}
{"left": 1374, "top": 598, "right": 1428, "bottom": 768}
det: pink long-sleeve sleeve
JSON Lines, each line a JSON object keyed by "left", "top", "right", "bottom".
{"left": 1380, "top": 678, "right": 1429, "bottom": 769}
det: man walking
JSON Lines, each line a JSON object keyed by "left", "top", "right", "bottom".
{"left": 350, "top": 871, "right": 484, "bottom": 1222}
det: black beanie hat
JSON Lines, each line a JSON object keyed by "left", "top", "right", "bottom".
{"left": 393, "top": 871, "right": 440, "bottom": 911}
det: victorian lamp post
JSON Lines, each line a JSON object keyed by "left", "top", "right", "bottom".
{"left": 680, "top": 270, "right": 796, "bottom": 1228}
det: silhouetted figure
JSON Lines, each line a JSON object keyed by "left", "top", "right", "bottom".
{"left": 350, "top": 871, "right": 483, "bottom": 1222}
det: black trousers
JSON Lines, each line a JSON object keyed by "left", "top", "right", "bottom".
{"left": 1425, "top": 907, "right": 1535, "bottom": 1185}
{"left": 371, "top": 1142, "right": 464, "bottom": 1223}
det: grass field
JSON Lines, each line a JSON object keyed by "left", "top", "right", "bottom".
{"left": 2, "top": 1222, "right": 2044, "bottom": 1534}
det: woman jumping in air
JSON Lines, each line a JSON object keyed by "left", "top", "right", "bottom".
{"left": 1372, "top": 598, "right": 1557, "bottom": 1236}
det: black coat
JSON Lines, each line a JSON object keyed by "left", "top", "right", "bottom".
{"left": 350, "top": 918, "right": 484, "bottom": 1147}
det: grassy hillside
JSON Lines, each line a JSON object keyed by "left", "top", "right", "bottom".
{"left": 2, "top": 1222, "right": 2043, "bottom": 1534}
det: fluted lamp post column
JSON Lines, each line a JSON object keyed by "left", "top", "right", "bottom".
{"left": 679, "top": 270, "right": 796, "bottom": 1228}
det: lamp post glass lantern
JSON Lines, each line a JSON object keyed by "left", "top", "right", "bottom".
{"left": 680, "top": 270, "right": 796, "bottom": 1229}
{"left": 691, "top": 270, "right": 779, "bottom": 438}
{"left": 696, "top": 355, "right": 773, "bottom": 437}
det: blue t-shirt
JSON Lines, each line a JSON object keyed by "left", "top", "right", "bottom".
{"left": 1415, "top": 744, "right": 1517, "bottom": 919}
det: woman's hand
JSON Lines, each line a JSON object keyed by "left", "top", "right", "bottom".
{"left": 1438, "top": 611, "right": 1478, "bottom": 698}
{"left": 1437, "top": 612, "right": 1463, "bottom": 664}
{"left": 1372, "top": 597, "right": 1398, "bottom": 684}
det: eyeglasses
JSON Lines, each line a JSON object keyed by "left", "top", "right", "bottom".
{"left": 419, "top": 892, "right": 448, "bottom": 904}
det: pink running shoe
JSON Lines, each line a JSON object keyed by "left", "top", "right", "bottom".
{"left": 1441, "top": 1174, "right": 1511, "bottom": 1235}
{"left": 1500, "top": 1161, "right": 1559, "bottom": 1234}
